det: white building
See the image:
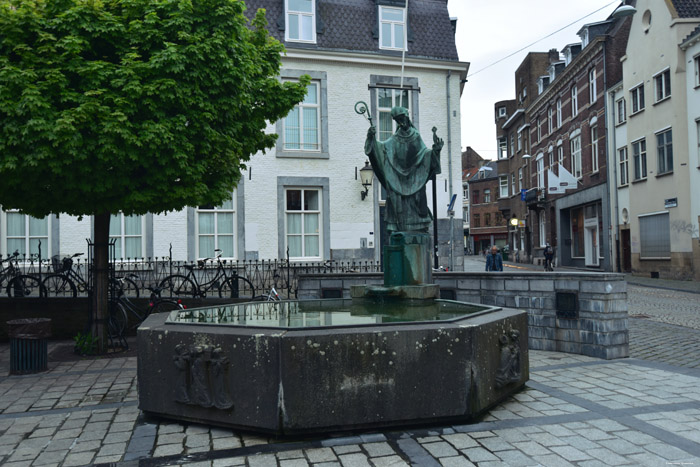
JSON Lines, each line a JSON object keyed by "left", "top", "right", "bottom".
{"left": 1, "top": 0, "right": 469, "bottom": 270}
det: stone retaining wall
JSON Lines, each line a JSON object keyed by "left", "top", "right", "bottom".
{"left": 297, "top": 272, "right": 628, "bottom": 360}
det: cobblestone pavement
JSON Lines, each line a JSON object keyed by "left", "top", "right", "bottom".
{"left": 0, "top": 344, "right": 699, "bottom": 466}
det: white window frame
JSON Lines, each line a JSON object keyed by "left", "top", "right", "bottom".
{"left": 653, "top": 68, "right": 671, "bottom": 102}
{"left": 570, "top": 130, "right": 582, "bottom": 179}
{"left": 557, "top": 140, "right": 564, "bottom": 172}
{"left": 196, "top": 195, "right": 237, "bottom": 260}
{"left": 484, "top": 189, "right": 491, "bottom": 203}
{"left": 1, "top": 210, "right": 50, "bottom": 259}
{"left": 548, "top": 145, "right": 554, "bottom": 168}
{"left": 511, "top": 173, "right": 517, "bottom": 196}
{"left": 656, "top": 127, "right": 673, "bottom": 175}
{"left": 556, "top": 98, "right": 562, "bottom": 128}
{"left": 590, "top": 124, "right": 599, "bottom": 173}
{"left": 517, "top": 130, "right": 522, "bottom": 152}
{"left": 518, "top": 168, "right": 523, "bottom": 192}
{"left": 632, "top": 138, "right": 647, "bottom": 181}
{"left": 539, "top": 213, "right": 547, "bottom": 247}
{"left": 379, "top": 6, "right": 406, "bottom": 51}
{"left": 537, "top": 117, "right": 541, "bottom": 142}
{"left": 283, "top": 80, "right": 321, "bottom": 152}
{"left": 548, "top": 107, "right": 553, "bottom": 134}
{"left": 284, "top": 187, "right": 322, "bottom": 260}
{"left": 695, "top": 54, "right": 700, "bottom": 87}
{"left": 109, "top": 213, "right": 146, "bottom": 260}
{"left": 498, "top": 137, "right": 508, "bottom": 159}
{"left": 536, "top": 153, "right": 544, "bottom": 189}
{"left": 377, "top": 87, "right": 411, "bottom": 142}
{"left": 285, "top": 0, "right": 316, "bottom": 43}
{"left": 589, "top": 68, "right": 597, "bottom": 103}
{"left": 630, "top": 83, "right": 645, "bottom": 114}
{"left": 616, "top": 98, "right": 626, "bottom": 124}
{"left": 498, "top": 106, "right": 507, "bottom": 118}
{"left": 619, "top": 147, "right": 629, "bottom": 186}
{"left": 499, "top": 175, "right": 509, "bottom": 198}
{"left": 571, "top": 85, "right": 579, "bottom": 117}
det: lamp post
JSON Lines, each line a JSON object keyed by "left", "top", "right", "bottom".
{"left": 359, "top": 161, "right": 374, "bottom": 200}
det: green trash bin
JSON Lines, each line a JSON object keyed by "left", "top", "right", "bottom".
{"left": 8, "top": 318, "right": 51, "bottom": 375}
{"left": 501, "top": 248, "right": 509, "bottom": 262}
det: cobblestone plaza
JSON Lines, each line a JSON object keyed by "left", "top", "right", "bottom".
{"left": 0, "top": 258, "right": 698, "bottom": 466}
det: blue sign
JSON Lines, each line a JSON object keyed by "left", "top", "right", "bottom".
{"left": 520, "top": 189, "right": 526, "bottom": 201}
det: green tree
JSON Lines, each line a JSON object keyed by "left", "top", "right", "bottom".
{"left": 0, "top": 0, "right": 308, "bottom": 350}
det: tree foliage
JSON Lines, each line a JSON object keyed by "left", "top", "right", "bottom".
{"left": 0, "top": 0, "right": 309, "bottom": 218}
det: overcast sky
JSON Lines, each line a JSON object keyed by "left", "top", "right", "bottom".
{"left": 447, "top": 0, "right": 621, "bottom": 160}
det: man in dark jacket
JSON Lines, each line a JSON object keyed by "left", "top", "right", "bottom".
{"left": 543, "top": 244, "right": 554, "bottom": 271}
{"left": 485, "top": 246, "right": 503, "bottom": 272}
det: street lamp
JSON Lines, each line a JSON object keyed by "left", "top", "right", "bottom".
{"left": 611, "top": 3, "right": 636, "bottom": 19}
{"left": 359, "top": 160, "right": 374, "bottom": 200}
{"left": 510, "top": 217, "right": 519, "bottom": 227}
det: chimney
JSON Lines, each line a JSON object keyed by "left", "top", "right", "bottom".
{"left": 548, "top": 49, "right": 559, "bottom": 64}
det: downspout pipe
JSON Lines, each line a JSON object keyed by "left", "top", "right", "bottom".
{"left": 446, "top": 70, "right": 454, "bottom": 270}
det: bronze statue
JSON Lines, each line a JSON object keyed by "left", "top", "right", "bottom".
{"left": 364, "top": 106, "right": 442, "bottom": 233}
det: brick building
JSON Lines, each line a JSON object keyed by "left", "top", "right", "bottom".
{"left": 468, "top": 161, "right": 507, "bottom": 255}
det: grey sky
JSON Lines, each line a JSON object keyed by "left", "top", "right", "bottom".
{"left": 447, "top": 0, "right": 620, "bottom": 160}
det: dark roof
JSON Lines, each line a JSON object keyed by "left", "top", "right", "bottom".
{"left": 670, "top": 0, "right": 700, "bottom": 18}
{"left": 469, "top": 161, "right": 498, "bottom": 182}
{"left": 682, "top": 24, "right": 700, "bottom": 45}
{"left": 245, "top": 0, "right": 459, "bottom": 61}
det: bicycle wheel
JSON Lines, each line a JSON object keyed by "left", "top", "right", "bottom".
{"left": 111, "top": 277, "right": 140, "bottom": 298}
{"left": 151, "top": 299, "right": 182, "bottom": 314}
{"left": 7, "top": 275, "right": 45, "bottom": 298}
{"left": 158, "top": 275, "right": 198, "bottom": 298}
{"left": 219, "top": 275, "right": 255, "bottom": 300}
{"left": 42, "top": 274, "right": 78, "bottom": 297}
{"left": 108, "top": 303, "right": 128, "bottom": 339}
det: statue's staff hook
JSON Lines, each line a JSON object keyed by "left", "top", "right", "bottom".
{"left": 354, "top": 101, "right": 373, "bottom": 127}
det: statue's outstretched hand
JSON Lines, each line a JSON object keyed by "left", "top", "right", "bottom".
{"left": 431, "top": 127, "right": 444, "bottom": 152}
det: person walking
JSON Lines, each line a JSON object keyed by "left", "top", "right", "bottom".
{"left": 485, "top": 246, "right": 503, "bottom": 272}
{"left": 543, "top": 243, "right": 554, "bottom": 271}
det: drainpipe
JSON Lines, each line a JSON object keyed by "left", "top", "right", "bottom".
{"left": 603, "top": 41, "right": 621, "bottom": 273}
{"left": 446, "top": 70, "right": 454, "bottom": 270}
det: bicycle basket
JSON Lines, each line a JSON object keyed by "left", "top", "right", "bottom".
{"left": 51, "top": 255, "right": 63, "bottom": 273}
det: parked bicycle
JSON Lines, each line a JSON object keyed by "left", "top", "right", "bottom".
{"left": 254, "top": 286, "right": 281, "bottom": 302}
{"left": 42, "top": 253, "right": 140, "bottom": 298}
{"left": 158, "top": 250, "right": 255, "bottom": 299}
{"left": 1, "top": 251, "right": 45, "bottom": 298}
{"left": 107, "top": 278, "right": 185, "bottom": 341}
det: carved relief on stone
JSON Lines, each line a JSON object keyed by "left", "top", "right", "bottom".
{"left": 173, "top": 344, "right": 233, "bottom": 410}
{"left": 495, "top": 329, "right": 522, "bottom": 388}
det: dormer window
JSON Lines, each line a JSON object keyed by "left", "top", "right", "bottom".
{"left": 379, "top": 6, "right": 406, "bottom": 51}
{"left": 286, "top": 0, "right": 316, "bottom": 43}
{"left": 538, "top": 76, "right": 550, "bottom": 95}
{"left": 498, "top": 106, "right": 507, "bottom": 118}
{"left": 581, "top": 28, "right": 589, "bottom": 48}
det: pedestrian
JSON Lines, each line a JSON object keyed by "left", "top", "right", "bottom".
{"left": 485, "top": 246, "right": 503, "bottom": 272}
{"left": 543, "top": 243, "right": 554, "bottom": 271}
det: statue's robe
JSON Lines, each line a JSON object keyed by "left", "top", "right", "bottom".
{"left": 365, "top": 125, "right": 441, "bottom": 232}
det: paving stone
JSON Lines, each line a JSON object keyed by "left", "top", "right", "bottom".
{"left": 280, "top": 459, "right": 309, "bottom": 467}
{"left": 437, "top": 456, "right": 474, "bottom": 467}
{"left": 277, "top": 449, "right": 305, "bottom": 460}
{"left": 334, "top": 445, "right": 362, "bottom": 455}
{"left": 338, "top": 453, "right": 372, "bottom": 467}
{"left": 248, "top": 454, "right": 278, "bottom": 467}
{"left": 369, "top": 455, "right": 409, "bottom": 467}
{"left": 422, "top": 441, "right": 458, "bottom": 458}
{"left": 213, "top": 458, "right": 245, "bottom": 467}
{"left": 62, "top": 451, "right": 96, "bottom": 467}
{"left": 212, "top": 437, "right": 242, "bottom": 450}
{"left": 306, "top": 447, "right": 337, "bottom": 463}
{"left": 460, "top": 447, "right": 499, "bottom": 463}
{"left": 153, "top": 443, "right": 184, "bottom": 457}
{"left": 362, "top": 442, "right": 395, "bottom": 457}
{"left": 442, "top": 433, "right": 479, "bottom": 450}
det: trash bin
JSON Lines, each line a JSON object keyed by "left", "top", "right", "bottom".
{"left": 501, "top": 247, "right": 509, "bottom": 262}
{"left": 7, "top": 318, "right": 51, "bottom": 374}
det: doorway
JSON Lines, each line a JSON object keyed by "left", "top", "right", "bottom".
{"left": 621, "top": 229, "right": 631, "bottom": 272}
{"left": 584, "top": 217, "right": 599, "bottom": 266}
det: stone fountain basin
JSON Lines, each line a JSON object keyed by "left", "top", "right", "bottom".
{"left": 137, "top": 299, "right": 528, "bottom": 435}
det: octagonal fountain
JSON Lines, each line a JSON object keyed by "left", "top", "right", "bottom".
{"left": 137, "top": 298, "right": 528, "bottom": 435}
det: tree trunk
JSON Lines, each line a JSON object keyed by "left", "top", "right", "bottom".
{"left": 92, "top": 213, "right": 111, "bottom": 353}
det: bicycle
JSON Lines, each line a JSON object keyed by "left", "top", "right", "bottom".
{"left": 158, "top": 250, "right": 255, "bottom": 299}
{"left": 108, "top": 279, "right": 185, "bottom": 340}
{"left": 254, "top": 286, "right": 281, "bottom": 301}
{"left": 2, "top": 251, "right": 46, "bottom": 298}
{"left": 42, "top": 253, "right": 140, "bottom": 298}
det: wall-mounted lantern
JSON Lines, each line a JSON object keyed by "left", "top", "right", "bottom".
{"left": 359, "top": 160, "right": 374, "bottom": 200}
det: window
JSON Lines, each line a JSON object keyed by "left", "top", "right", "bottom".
{"left": 695, "top": 54, "right": 700, "bottom": 87}
{"left": 379, "top": 6, "right": 406, "bottom": 50}
{"left": 654, "top": 69, "right": 671, "bottom": 102}
{"left": 632, "top": 139, "right": 647, "bottom": 180}
{"left": 536, "top": 155, "right": 544, "bottom": 189}
{"left": 619, "top": 147, "right": 629, "bottom": 186}
{"left": 485, "top": 213, "right": 491, "bottom": 227}
{"left": 463, "top": 207, "right": 469, "bottom": 222}
{"left": 484, "top": 189, "right": 491, "bottom": 203}
{"left": 497, "top": 106, "right": 507, "bottom": 118}
{"left": 548, "top": 107, "right": 553, "bottom": 134}
{"left": 548, "top": 146, "right": 554, "bottom": 168}
{"left": 510, "top": 134, "right": 515, "bottom": 156}
{"left": 197, "top": 198, "right": 235, "bottom": 259}
{"left": 518, "top": 168, "right": 523, "bottom": 192}
{"left": 571, "top": 86, "right": 578, "bottom": 116}
{"left": 588, "top": 69, "right": 597, "bottom": 103}
{"left": 285, "top": 188, "right": 321, "bottom": 259}
{"left": 377, "top": 88, "right": 410, "bottom": 141}
{"left": 557, "top": 141, "right": 564, "bottom": 172}
{"left": 499, "top": 175, "right": 509, "bottom": 198}
{"left": 498, "top": 137, "right": 508, "bottom": 159}
{"left": 639, "top": 212, "right": 670, "bottom": 258}
{"left": 110, "top": 214, "right": 144, "bottom": 260}
{"left": 656, "top": 128, "right": 673, "bottom": 175}
{"left": 571, "top": 207, "right": 584, "bottom": 257}
{"left": 278, "top": 70, "right": 328, "bottom": 158}
{"left": 616, "top": 98, "right": 626, "bottom": 124}
{"left": 511, "top": 173, "right": 517, "bottom": 196}
{"left": 631, "top": 84, "right": 645, "bottom": 114}
{"left": 472, "top": 190, "right": 480, "bottom": 204}
{"left": 3, "top": 212, "right": 48, "bottom": 258}
{"left": 285, "top": 0, "right": 315, "bottom": 43}
{"left": 570, "top": 132, "right": 582, "bottom": 178}
{"left": 536, "top": 117, "right": 541, "bottom": 142}
{"left": 517, "top": 131, "right": 522, "bottom": 152}
{"left": 473, "top": 214, "right": 480, "bottom": 228}
{"left": 284, "top": 81, "right": 320, "bottom": 151}
{"left": 463, "top": 187, "right": 468, "bottom": 200}
{"left": 539, "top": 213, "right": 546, "bottom": 247}
{"left": 556, "top": 98, "right": 562, "bottom": 128}
{"left": 591, "top": 125, "right": 599, "bottom": 173}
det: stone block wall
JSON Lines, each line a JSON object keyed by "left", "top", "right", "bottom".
{"left": 297, "top": 271, "right": 628, "bottom": 360}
